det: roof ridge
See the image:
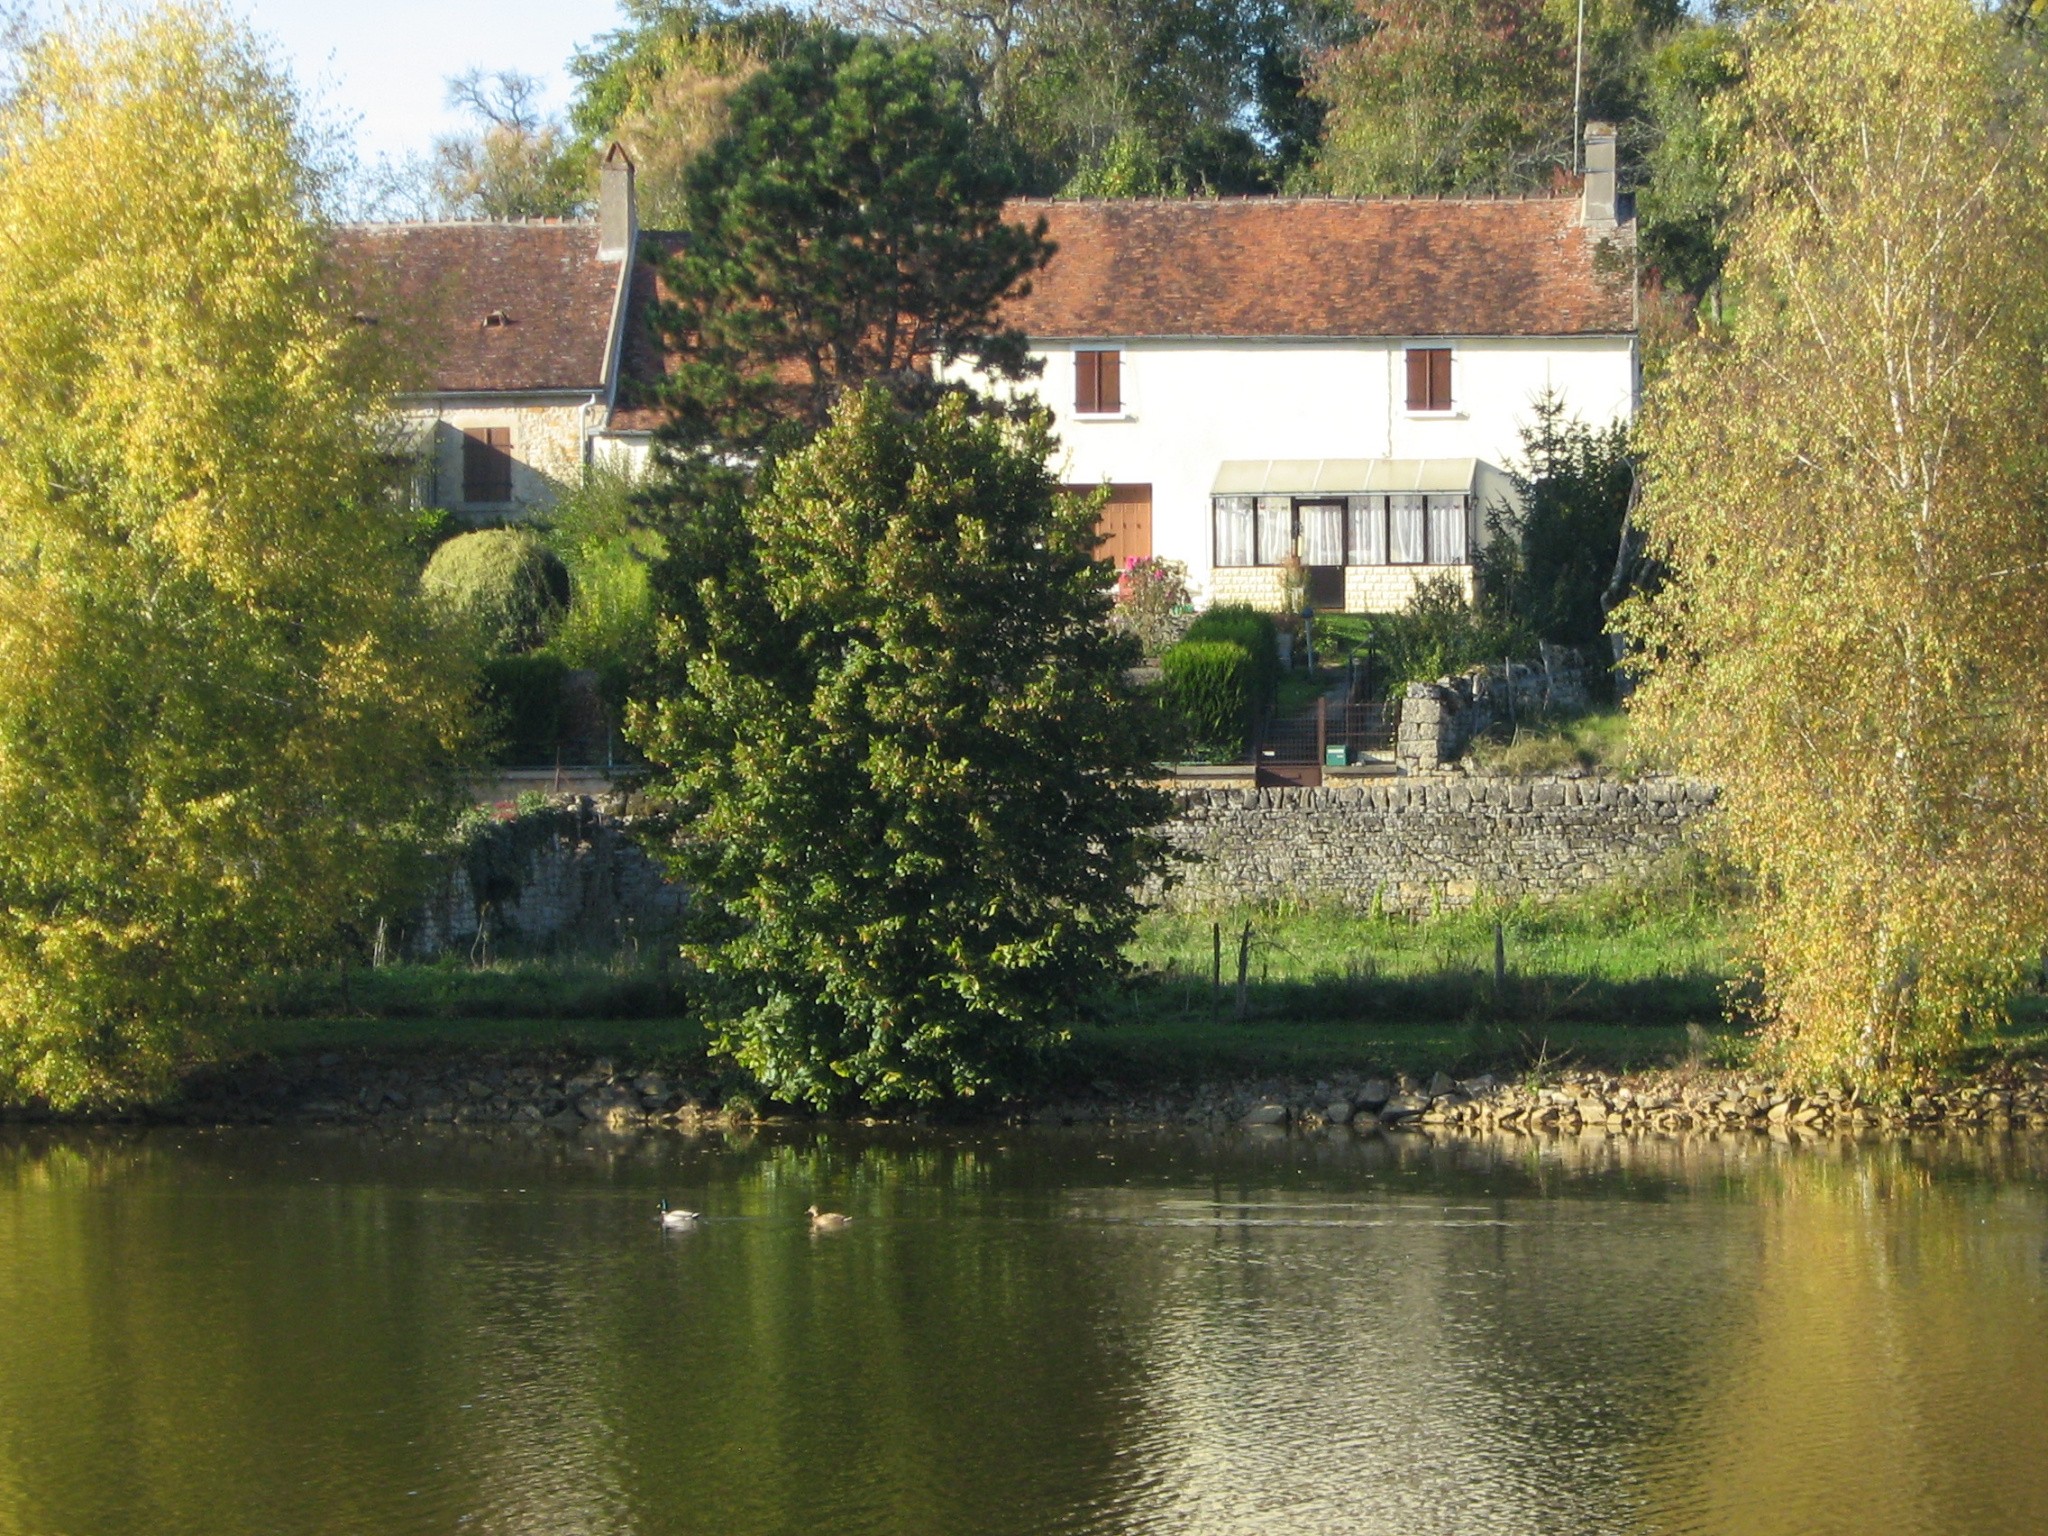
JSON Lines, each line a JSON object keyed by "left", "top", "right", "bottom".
{"left": 338, "top": 216, "right": 600, "bottom": 230}
{"left": 1005, "top": 191, "right": 1578, "bottom": 207}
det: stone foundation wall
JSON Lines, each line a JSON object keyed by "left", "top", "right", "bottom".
{"left": 1154, "top": 773, "right": 1715, "bottom": 912}
{"left": 417, "top": 772, "right": 1712, "bottom": 953}
{"left": 410, "top": 797, "right": 684, "bottom": 958}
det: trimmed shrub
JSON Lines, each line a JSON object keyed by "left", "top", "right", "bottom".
{"left": 1162, "top": 640, "right": 1255, "bottom": 755}
{"left": 421, "top": 528, "right": 570, "bottom": 656}
{"left": 1182, "top": 604, "right": 1279, "bottom": 716}
{"left": 481, "top": 654, "right": 569, "bottom": 764}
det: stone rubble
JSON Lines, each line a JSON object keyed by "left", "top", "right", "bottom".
{"left": 17, "top": 1053, "right": 2046, "bottom": 1144}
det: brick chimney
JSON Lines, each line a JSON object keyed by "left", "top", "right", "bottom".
{"left": 1581, "top": 121, "right": 1618, "bottom": 228}
{"left": 598, "top": 142, "right": 637, "bottom": 262}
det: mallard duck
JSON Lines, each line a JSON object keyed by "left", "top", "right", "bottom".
{"left": 806, "top": 1205, "right": 852, "bottom": 1231}
{"left": 658, "top": 1199, "right": 701, "bottom": 1230}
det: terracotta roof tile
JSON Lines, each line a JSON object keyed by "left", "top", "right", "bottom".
{"left": 607, "top": 232, "right": 689, "bottom": 433}
{"left": 333, "top": 222, "right": 623, "bottom": 394}
{"left": 999, "top": 195, "right": 1634, "bottom": 339}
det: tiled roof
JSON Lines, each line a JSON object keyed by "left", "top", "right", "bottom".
{"left": 998, "top": 195, "right": 1634, "bottom": 339}
{"left": 607, "top": 232, "right": 689, "bottom": 433}
{"left": 333, "top": 222, "right": 624, "bottom": 394}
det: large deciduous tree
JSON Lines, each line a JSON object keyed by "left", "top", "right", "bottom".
{"left": 0, "top": 7, "right": 471, "bottom": 1106}
{"left": 1305, "top": 0, "right": 1682, "bottom": 195}
{"left": 1620, "top": 0, "right": 2048, "bottom": 1088}
{"left": 646, "top": 33, "right": 1052, "bottom": 464}
{"left": 634, "top": 389, "right": 1173, "bottom": 1107}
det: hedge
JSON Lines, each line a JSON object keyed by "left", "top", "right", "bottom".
{"left": 1161, "top": 640, "right": 1255, "bottom": 756}
{"left": 481, "top": 654, "right": 569, "bottom": 764}
{"left": 422, "top": 528, "right": 570, "bottom": 656}
{"left": 1182, "top": 604, "right": 1279, "bottom": 717}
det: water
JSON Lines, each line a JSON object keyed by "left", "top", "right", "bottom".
{"left": 2, "top": 1124, "right": 2046, "bottom": 1536}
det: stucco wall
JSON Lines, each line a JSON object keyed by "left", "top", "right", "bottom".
{"left": 1154, "top": 775, "right": 1713, "bottom": 912}
{"left": 952, "top": 335, "right": 1635, "bottom": 609}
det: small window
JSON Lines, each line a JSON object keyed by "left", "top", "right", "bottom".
{"left": 1427, "top": 494, "right": 1469, "bottom": 564}
{"left": 1213, "top": 495, "right": 1255, "bottom": 567}
{"left": 463, "top": 427, "right": 514, "bottom": 504}
{"left": 1254, "top": 496, "right": 1293, "bottom": 567}
{"left": 1075, "top": 349, "right": 1122, "bottom": 414}
{"left": 1346, "top": 495, "right": 1386, "bottom": 565}
{"left": 1297, "top": 500, "right": 1344, "bottom": 567}
{"left": 1405, "top": 346, "right": 1453, "bottom": 412}
{"left": 1390, "top": 494, "right": 1428, "bottom": 563}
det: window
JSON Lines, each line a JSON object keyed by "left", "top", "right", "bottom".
{"left": 1405, "top": 346, "right": 1453, "bottom": 412}
{"left": 1213, "top": 496, "right": 1255, "bottom": 567}
{"left": 1390, "top": 494, "right": 1428, "bottom": 563}
{"left": 462, "top": 427, "right": 514, "bottom": 504}
{"left": 1075, "top": 349, "right": 1121, "bottom": 414}
{"left": 1255, "top": 496, "right": 1293, "bottom": 567}
{"left": 1298, "top": 500, "right": 1344, "bottom": 566}
{"left": 1427, "top": 495, "right": 1469, "bottom": 564}
{"left": 1346, "top": 495, "right": 1386, "bottom": 565}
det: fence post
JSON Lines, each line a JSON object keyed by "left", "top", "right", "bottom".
{"left": 1316, "top": 695, "right": 1327, "bottom": 772}
{"left": 1234, "top": 921, "right": 1253, "bottom": 1020}
{"left": 1212, "top": 921, "right": 1222, "bottom": 1009}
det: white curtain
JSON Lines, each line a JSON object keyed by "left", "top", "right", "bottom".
{"left": 1390, "top": 495, "right": 1427, "bottom": 563}
{"left": 1256, "top": 496, "right": 1293, "bottom": 566}
{"left": 1347, "top": 496, "right": 1385, "bottom": 565}
{"left": 1212, "top": 496, "right": 1254, "bottom": 567}
{"left": 1299, "top": 501, "right": 1344, "bottom": 566}
{"left": 1427, "top": 495, "right": 1468, "bottom": 564}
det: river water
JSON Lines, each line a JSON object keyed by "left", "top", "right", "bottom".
{"left": 2, "top": 1123, "right": 2045, "bottom": 1536}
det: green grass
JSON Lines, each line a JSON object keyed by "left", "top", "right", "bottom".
{"left": 1464, "top": 708, "right": 1656, "bottom": 775}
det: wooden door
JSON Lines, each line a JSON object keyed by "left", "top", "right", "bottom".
{"left": 1067, "top": 483, "right": 1152, "bottom": 568}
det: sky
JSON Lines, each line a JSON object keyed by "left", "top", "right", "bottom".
{"left": 232, "top": 0, "right": 629, "bottom": 164}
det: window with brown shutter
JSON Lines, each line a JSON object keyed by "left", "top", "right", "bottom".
{"left": 462, "top": 427, "right": 514, "bottom": 504}
{"left": 1075, "top": 349, "right": 1121, "bottom": 414}
{"left": 1405, "top": 347, "right": 1453, "bottom": 412}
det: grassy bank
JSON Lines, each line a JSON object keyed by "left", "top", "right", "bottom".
{"left": 232, "top": 871, "right": 1752, "bottom": 1088}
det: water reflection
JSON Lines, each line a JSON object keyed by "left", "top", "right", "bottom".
{"left": 1, "top": 1125, "right": 2045, "bottom": 1535}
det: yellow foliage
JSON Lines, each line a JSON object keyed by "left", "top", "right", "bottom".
{"left": 1621, "top": 0, "right": 2048, "bottom": 1088}
{"left": 0, "top": 7, "right": 472, "bottom": 1106}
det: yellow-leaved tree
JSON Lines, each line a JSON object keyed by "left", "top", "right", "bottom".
{"left": 1621, "top": 0, "right": 2048, "bottom": 1088}
{"left": 0, "top": 7, "right": 472, "bottom": 1106}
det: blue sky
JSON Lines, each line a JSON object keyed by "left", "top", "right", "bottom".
{"left": 234, "top": 0, "right": 628, "bottom": 162}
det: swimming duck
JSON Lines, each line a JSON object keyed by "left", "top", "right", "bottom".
{"left": 658, "top": 1199, "right": 701, "bottom": 1230}
{"left": 806, "top": 1205, "right": 852, "bottom": 1230}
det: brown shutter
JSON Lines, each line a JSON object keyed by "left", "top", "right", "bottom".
{"left": 1075, "top": 351, "right": 1098, "bottom": 413}
{"left": 1099, "top": 350, "right": 1120, "bottom": 413}
{"left": 1430, "top": 348, "right": 1452, "bottom": 410}
{"left": 1405, "top": 348, "right": 1429, "bottom": 411}
{"left": 463, "top": 427, "right": 514, "bottom": 503}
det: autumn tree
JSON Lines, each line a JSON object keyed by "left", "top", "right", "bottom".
{"left": 634, "top": 389, "right": 1172, "bottom": 1107}
{"left": 363, "top": 68, "right": 588, "bottom": 220}
{"left": 569, "top": 1, "right": 828, "bottom": 227}
{"left": 0, "top": 7, "right": 471, "bottom": 1106}
{"left": 1620, "top": 0, "right": 2048, "bottom": 1087}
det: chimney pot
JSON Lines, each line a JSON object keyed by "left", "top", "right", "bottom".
{"left": 1582, "top": 121, "right": 1618, "bottom": 227}
{"left": 599, "top": 143, "right": 637, "bottom": 262}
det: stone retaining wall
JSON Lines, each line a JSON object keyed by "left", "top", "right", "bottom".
{"left": 410, "top": 798, "right": 684, "bottom": 959}
{"left": 1154, "top": 772, "right": 1715, "bottom": 911}
{"left": 419, "top": 773, "right": 1714, "bottom": 952}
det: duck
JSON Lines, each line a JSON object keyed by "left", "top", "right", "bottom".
{"left": 806, "top": 1205, "right": 852, "bottom": 1231}
{"left": 658, "top": 1199, "right": 701, "bottom": 1230}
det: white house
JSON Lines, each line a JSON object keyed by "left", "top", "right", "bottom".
{"left": 960, "top": 124, "right": 1638, "bottom": 612}
{"left": 344, "top": 131, "right": 1636, "bottom": 616}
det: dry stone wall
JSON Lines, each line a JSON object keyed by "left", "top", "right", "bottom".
{"left": 1155, "top": 773, "right": 1715, "bottom": 912}
{"left": 416, "top": 773, "right": 1714, "bottom": 952}
{"left": 410, "top": 796, "right": 684, "bottom": 958}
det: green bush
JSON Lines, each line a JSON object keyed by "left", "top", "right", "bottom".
{"left": 481, "top": 654, "right": 569, "bottom": 764}
{"left": 1181, "top": 604, "right": 1279, "bottom": 716}
{"left": 1162, "top": 640, "right": 1255, "bottom": 755}
{"left": 421, "top": 528, "right": 570, "bottom": 656}
{"left": 1336, "top": 574, "right": 1533, "bottom": 691}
